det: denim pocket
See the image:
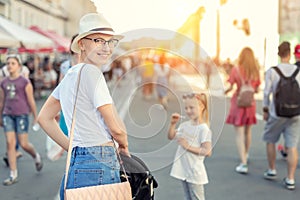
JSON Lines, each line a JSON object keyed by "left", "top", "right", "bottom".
{"left": 74, "top": 168, "right": 104, "bottom": 188}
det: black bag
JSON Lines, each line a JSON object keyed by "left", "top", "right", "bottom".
{"left": 120, "top": 154, "right": 158, "bottom": 200}
{"left": 273, "top": 66, "right": 300, "bottom": 118}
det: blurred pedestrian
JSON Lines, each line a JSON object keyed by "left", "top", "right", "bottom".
{"left": 42, "top": 56, "right": 57, "bottom": 90}
{"left": 1, "top": 55, "right": 32, "bottom": 167}
{"left": 225, "top": 47, "right": 260, "bottom": 174}
{"left": 168, "top": 93, "right": 212, "bottom": 200}
{"left": 262, "top": 41, "right": 300, "bottom": 190}
{"left": 154, "top": 54, "right": 170, "bottom": 109}
{"left": 141, "top": 57, "right": 155, "bottom": 100}
{"left": 0, "top": 54, "right": 42, "bottom": 186}
{"left": 37, "top": 13, "right": 130, "bottom": 200}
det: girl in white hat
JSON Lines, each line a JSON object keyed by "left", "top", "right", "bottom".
{"left": 37, "top": 13, "right": 129, "bottom": 199}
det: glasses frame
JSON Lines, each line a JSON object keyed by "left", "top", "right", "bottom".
{"left": 83, "top": 37, "right": 119, "bottom": 48}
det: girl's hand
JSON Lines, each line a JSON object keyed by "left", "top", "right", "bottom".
{"left": 170, "top": 113, "right": 181, "bottom": 125}
{"left": 32, "top": 118, "right": 38, "bottom": 126}
{"left": 177, "top": 137, "right": 189, "bottom": 149}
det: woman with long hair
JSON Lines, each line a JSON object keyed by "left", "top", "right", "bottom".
{"left": 225, "top": 47, "right": 260, "bottom": 174}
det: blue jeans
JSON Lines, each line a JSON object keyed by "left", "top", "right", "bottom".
{"left": 60, "top": 146, "right": 121, "bottom": 200}
{"left": 2, "top": 114, "right": 29, "bottom": 134}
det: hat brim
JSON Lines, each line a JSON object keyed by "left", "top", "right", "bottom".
{"left": 71, "top": 31, "right": 124, "bottom": 53}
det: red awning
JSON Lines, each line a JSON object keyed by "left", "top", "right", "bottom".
{"left": 29, "top": 26, "right": 71, "bottom": 52}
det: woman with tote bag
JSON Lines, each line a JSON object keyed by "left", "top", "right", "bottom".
{"left": 38, "top": 13, "right": 131, "bottom": 200}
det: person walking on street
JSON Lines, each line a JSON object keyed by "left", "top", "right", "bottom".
{"left": 0, "top": 54, "right": 42, "bottom": 186}
{"left": 262, "top": 41, "right": 300, "bottom": 190}
{"left": 225, "top": 47, "right": 261, "bottom": 174}
{"left": 276, "top": 43, "right": 300, "bottom": 160}
{"left": 168, "top": 93, "right": 212, "bottom": 200}
{"left": 154, "top": 54, "right": 170, "bottom": 109}
{"left": 37, "top": 13, "right": 130, "bottom": 200}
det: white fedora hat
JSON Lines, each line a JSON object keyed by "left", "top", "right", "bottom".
{"left": 71, "top": 13, "right": 124, "bottom": 53}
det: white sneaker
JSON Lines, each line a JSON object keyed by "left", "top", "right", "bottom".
{"left": 235, "top": 163, "right": 248, "bottom": 174}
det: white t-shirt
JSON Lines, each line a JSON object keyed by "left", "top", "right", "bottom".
{"left": 170, "top": 121, "right": 212, "bottom": 185}
{"left": 52, "top": 63, "right": 113, "bottom": 147}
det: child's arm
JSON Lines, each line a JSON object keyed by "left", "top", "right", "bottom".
{"left": 178, "top": 138, "right": 212, "bottom": 156}
{"left": 168, "top": 113, "right": 180, "bottom": 140}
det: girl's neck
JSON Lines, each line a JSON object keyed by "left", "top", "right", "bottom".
{"left": 9, "top": 73, "right": 20, "bottom": 79}
{"left": 191, "top": 116, "right": 204, "bottom": 125}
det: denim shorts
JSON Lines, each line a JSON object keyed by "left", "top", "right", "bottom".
{"left": 2, "top": 114, "right": 29, "bottom": 134}
{"left": 60, "top": 146, "right": 121, "bottom": 200}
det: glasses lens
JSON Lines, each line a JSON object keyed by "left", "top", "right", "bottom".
{"left": 109, "top": 39, "right": 119, "bottom": 48}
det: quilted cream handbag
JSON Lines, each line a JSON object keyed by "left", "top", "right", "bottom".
{"left": 64, "top": 65, "right": 132, "bottom": 200}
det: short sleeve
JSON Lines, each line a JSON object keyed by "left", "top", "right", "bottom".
{"left": 199, "top": 125, "right": 212, "bottom": 144}
{"left": 227, "top": 66, "right": 238, "bottom": 85}
{"left": 84, "top": 66, "right": 112, "bottom": 108}
{"left": 51, "top": 84, "right": 60, "bottom": 100}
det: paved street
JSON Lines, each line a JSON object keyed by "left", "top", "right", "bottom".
{"left": 0, "top": 71, "right": 300, "bottom": 200}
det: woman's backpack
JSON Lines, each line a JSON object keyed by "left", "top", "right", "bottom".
{"left": 237, "top": 68, "right": 255, "bottom": 108}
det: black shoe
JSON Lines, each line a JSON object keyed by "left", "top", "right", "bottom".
{"left": 3, "top": 156, "right": 9, "bottom": 167}
{"left": 283, "top": 178, "right": 295, "bottom": 190}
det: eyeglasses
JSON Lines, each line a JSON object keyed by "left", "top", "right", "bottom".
{"left": 83, "top": 37, "right": 119, "bottom": 48}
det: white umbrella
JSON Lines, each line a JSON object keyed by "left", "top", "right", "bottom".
{"left": 0, "top": 28, "right": 20, "bottom": 48}
{"left": 0, "top": 15, "right": 54, "bottom": 49}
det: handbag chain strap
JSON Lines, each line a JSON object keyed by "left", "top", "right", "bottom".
{"left": 64, "top": 64, "right": 129, "bottom": 190}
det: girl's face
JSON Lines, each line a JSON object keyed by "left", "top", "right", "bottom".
{"left": 6, "top": 57, "right": 21, "bottom": 74}
{"left": 79, "top": 33, "right": 117, "bottom": 66}
{"left": 184, "top": 98, "right": 204, "bottom": 121}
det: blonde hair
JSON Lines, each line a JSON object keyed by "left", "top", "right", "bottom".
{"left": 183, "top": 93, "right": 209, "bottom": 125}
{"left": 238, "top": 47, "right": 260, "bottom": 81}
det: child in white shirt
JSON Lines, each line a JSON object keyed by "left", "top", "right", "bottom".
{"left": 168, "top": 93, "right": 212, "bottom": 200}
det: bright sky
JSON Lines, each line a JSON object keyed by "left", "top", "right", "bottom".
{"left": 91, "top": 0, "right": 205, "bottom": 33}
{"left": 90, "top": 0, "right": 279, "bottom": 67}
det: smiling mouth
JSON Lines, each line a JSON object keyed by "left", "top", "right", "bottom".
{"left": 97, "top": 53, "right": 110, "bottom": 57}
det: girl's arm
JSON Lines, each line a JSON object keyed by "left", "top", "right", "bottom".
{"left": 168, "top": 113, "right": 180, "bottom": 140}
{"left": 98, "top": 104, "right": 130, "bottom": 156}
{"left": 38, "top": 96, "right": 69, "bottom": 151}
{"left": 224, "top": 84, "right": 233, "bottom": 95}
{"left": 25, "top": 82, "right": 38, "bottom": 123}
{"left": 178, "top": 138, "right": 212, "bottom": 156}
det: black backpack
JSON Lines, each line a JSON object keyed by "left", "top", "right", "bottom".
{"left": 273, "top": 66, "right": 300, "bottom": 118}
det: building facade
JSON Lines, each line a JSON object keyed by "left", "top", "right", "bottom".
{"left": 0, "top": 0, "right": 96, "bottom": 37}
{"left": 279, "top": 0, "right": 300, "bottom": 46}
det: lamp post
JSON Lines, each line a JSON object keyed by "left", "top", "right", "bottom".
{"left": 216, "top": 0, "right": 228, "bottom": 66}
